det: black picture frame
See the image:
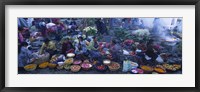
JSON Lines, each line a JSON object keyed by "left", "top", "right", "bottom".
{"left": 0, "top": 0, "right": 199, "bottom": 92}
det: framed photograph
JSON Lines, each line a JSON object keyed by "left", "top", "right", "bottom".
{"left": 0, "top": 0, "right": 199, "bottom": 91}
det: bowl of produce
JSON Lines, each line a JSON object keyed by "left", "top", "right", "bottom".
{"left": 140, "top": 65, "right": 154, "bottom": 73}
{"left": 81, "top": 62, "right": 93, "bottom": 70}
{"left": 38, "top": 61, "right": 49, "bottom": 69}
{"left": 64, "top": 64, "right": 71, "bottom": 70}
{"left": 108, "top": 62, "right": 120, "bottom": 71}
{"left": 163, "top": 63, "right": 181, "bottom": 71}
{"left": 73, "top": 60, "right": 82, "bottom": 65}
{"left": 64, "top": 58, "right": 74, "bottom": 65}
{"left": 95, "top": 63, "right": 108, "bottom": 72}
{"left": 24, "top": 64, "right": 37, "bottom": 71}
{"left": 67, "top": 53, "right": 75, "bottom": 58}
{"left": 103, "top": 59, "right": 111, "bottom": 65}
{"left": 154, "top": 65, "right": 166, "bottom": 74}
{"left": 48, "top": 63, "right": 57, "bottom": 68}
{"left": 70, "top": 65, "right": 81, "bottom": 72}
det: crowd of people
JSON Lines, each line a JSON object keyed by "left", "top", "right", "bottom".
{"left": 18, "top": 18, "right": 182, "bottom": 72}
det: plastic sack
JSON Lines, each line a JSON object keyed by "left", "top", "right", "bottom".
{"left": 122, "top": 60, "right": 132, "bottom": 72}
{"left": 156, "top": 55, "right": 164, "bottom": 63}
{"left": 32, "top": 52, "right": 50, "bottom": 64}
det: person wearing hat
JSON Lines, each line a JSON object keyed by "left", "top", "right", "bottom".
{"left": 18, "top": 42, "right": 33, "bottom": 70}
{"left": 74, "top": 37, "right": 88, "bottom": 60}
{"left": 39, "top": 38, "right": 57, "bottom": 58}
{"left": 61, "top": 38, "right": 75, "bottom": 55}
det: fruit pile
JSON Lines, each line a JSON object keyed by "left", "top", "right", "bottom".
{"left": 163, "top": 63, "right": 181, "bottom": 71}
{"left": 70, "top": 65, "right": 81, "bottom": 72}
{"left": 64, "top": 58, "right": 73, "bottom": 65}
{"left": 108, "top": 62, "right": 120, "bottom": 71}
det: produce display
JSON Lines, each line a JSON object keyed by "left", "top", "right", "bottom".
{"left": 70, "top": 65, "right": 81, "bottom": 72}
{"left": 18, "top": 18, "right": 182, "bottom": 74}
{"left": 24, "top": 64, "right": 37, "bottom": 71}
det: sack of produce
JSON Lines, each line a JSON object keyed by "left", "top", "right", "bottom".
{"left": 156, "top": 55, "right": 164, "bottom": 63}
{"left": 122, "top": 60, "right": 132, "bottom": 72}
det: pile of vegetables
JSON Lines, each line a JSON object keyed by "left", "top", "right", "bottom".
{"left": 95, "top": 64, "right": 107, "bottom": 72}
{"left": 114, "top": 28, "right": 150, "bottom": 42}
{"left": 163, "top": 63, "right": 181, "bottom": 71}
{"left": 83, "top": 26, "right": 97, "bottom": 36}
